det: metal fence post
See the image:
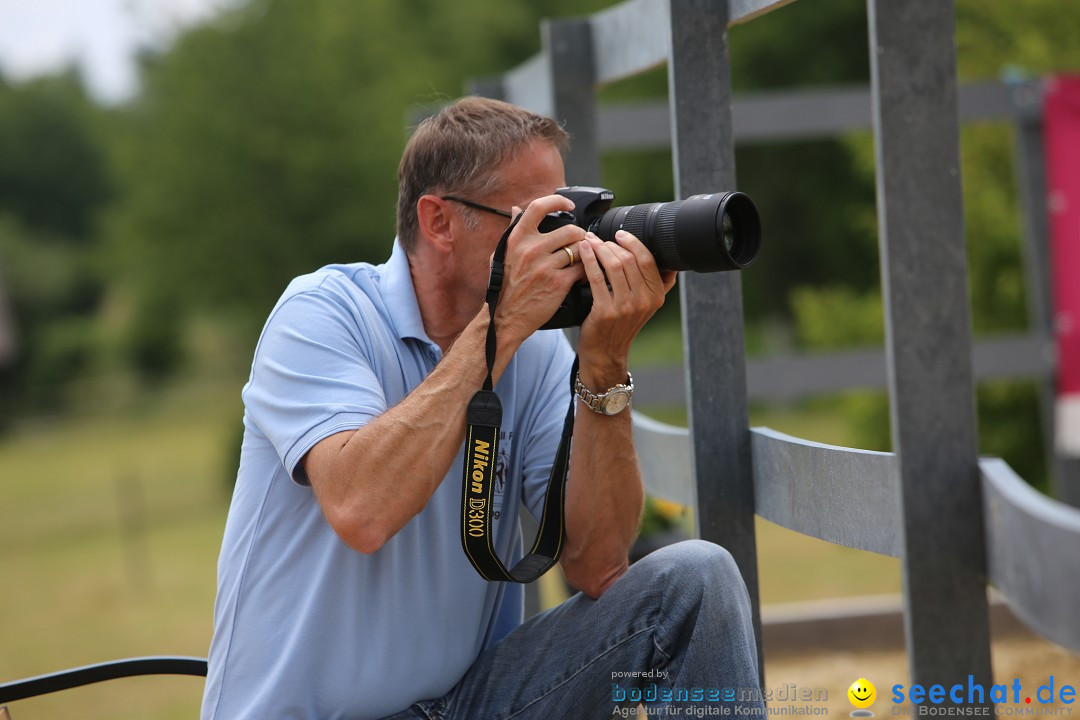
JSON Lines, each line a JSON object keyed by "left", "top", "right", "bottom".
{"left": 542, "top": 18, "right": 601, "bottom": 187}
{"left": 867, "top": 0, "right": 993, "bottom": 703}
{"left": 544, "top": 18, "right": 600, "bottom": 354}
{"left": 1010, "top": 80, "right": 1080, "bottom": 508}
{"left": 465, "top": 78, "right": 506, "bottom": 101}
{"left": 668, "top": 0, "right": 763, "bottom": 680}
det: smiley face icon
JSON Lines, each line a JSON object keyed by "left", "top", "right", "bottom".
{"left": 848, "top": 678, "right": 877, "bottom": 715}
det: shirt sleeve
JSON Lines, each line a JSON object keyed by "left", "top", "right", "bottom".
{"left": 242, "top": 285, "right": 388, "bottom": 484}
{"left": 518, "top": 331, "right": 577, "bottom": 521}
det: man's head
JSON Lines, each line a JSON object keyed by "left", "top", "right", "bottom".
{"left": 396, "top": 97, "right": 569, "bottom": 253}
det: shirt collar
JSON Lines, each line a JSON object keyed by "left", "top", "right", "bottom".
{"left": 381, "top": 239, "right": 435, "bottom": 345}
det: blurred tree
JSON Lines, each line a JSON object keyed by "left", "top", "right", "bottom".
{"left": 0, "top": 215, "right": 102, "bottom": 412}
{"left": 104, "top": 0, "right": 614, "bottom": 349}
{"left": 0, "top": 74, "right": 112, "bottom": 416}
{"left": 0, "top": 73, "right": 112, "bottom": 241}
{"left": 1, "top": 0, "right": 1069, "bottom": 486}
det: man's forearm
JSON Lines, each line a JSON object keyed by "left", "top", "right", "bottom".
{"left": 561, "top": 404, "right": 645, "bottom": 599}
{"left": 304, "top": 310, "right": 520, "bottom": 553}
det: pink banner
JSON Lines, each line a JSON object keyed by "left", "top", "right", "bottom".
{"left": 1045, "top": 75, "right": 1080, "bottom": 455}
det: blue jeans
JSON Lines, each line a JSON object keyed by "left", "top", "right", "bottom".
{"left": 382, "top": 540, "right": 763, "bottom": 719}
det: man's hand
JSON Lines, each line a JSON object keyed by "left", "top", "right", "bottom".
{"left": 492, "top": 195, "right": 587, "bottom": 345}
{"left": 576, "top": 231, "right": 678, "bottom": 389}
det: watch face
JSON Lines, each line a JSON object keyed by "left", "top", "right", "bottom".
{"left": 603, "top": 391, "right": 631, "bottom": 415}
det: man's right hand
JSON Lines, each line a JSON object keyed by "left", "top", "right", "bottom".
{"left": 492, "top": 195, "right": 587, "bottom": 346}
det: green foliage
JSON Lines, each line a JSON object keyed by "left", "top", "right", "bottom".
{"left": 0, "top": 216, "right": 95, "bottom": 315}
{"left": 961, "top": 123, "right": 1031, "bottom": 335}
{"left": 790, "top": 286, "right": 883, "bottom": 348}
{"left": 727, "top": 0, "right": 879, "bottom": 323}
{"left": 766, "top": 0, "right": 1080, "bottom": 488}
{"left": 125, "top": 287, "right": 186, "bottom": 382}
{"left": 0, "top": 0, "right": 1074, "bottom": 488}
{"left": 978, "top": 380, "right": 1047, "bottom": 485}
{"left": 22, "top": 315, "right": 102, "bottom": 406}
{"left": 0, "top": 74, "right": 114, "bottom": 415}
{"left": 729, "top": 0, "right": 870, "bottom": 91}
{"left": 106, "top": 1, "right": 406, "bottom": 329}
{"left": 103, "top": 0, "right": 613, "bottom": 336}
{"left": 638, "top": 496, "right": 686, "bottom": 539}
{"left": 737, "top": 140, "right": 880, "bottom": 322}
{"left": 956, "top": 0, "right": 1080, "bottom": 81}
{"left": 789, "top": 285, "right": 891, "bottom": 453}
{"left": 0, "top": 73, "right": 113, "bottom": 241}
{"left": 0, "top": 217, "right": 104, "bottom": 413}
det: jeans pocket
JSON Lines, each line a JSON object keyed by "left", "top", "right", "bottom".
{"left": 410, "top": 696, "right": 447, "bottom": 720}
{"left": 378, "top": 698, "right": 440, "bottom": 720}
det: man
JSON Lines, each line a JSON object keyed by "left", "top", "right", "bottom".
{"left": 201, "top": 97, "right": 762, "bottom": 719}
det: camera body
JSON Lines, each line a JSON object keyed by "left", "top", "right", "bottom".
{"left": 536, "top": 187, "right": 613, "bottom": 329}
{"left": 537, "top": 186, "right": 761, "bottom": 329}
{"left": 536, "top": 186, "right": 618, "bottom": 235}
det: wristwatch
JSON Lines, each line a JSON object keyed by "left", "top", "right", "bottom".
{"left": 574, "top": 372, "right": 634, "bottom": 416}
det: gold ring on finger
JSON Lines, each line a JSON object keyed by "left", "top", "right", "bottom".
{"left": 563, "top": 246, "right": 576, "bottom": 267}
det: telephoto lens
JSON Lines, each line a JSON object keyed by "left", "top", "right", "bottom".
{"left": 536, "top": 187, "right": 762, "bottom": 328}
{"left": 592, "top": 192, "right": 760, "bottom": 272}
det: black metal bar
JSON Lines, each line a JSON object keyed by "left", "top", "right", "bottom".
{"left": 668, "top": 0, "right": 763, "bottom": 683}
{"left": 0, "top": 656, "right": 208, "bottom": 704}
{"left": 867, "top": 0, "right": 993, "bottom": 706}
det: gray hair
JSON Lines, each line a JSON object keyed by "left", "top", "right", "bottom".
{"left": 396, "top": 96, "right": 569, "bottom": 252}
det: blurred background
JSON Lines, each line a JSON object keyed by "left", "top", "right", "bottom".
{"left": 0, "top": 1, "right": 1078, "bottom": 718}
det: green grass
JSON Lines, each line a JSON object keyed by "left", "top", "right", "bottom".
{"left": 1, "top": 372, "right": 899, "bottom": 719}
{"left": 0, "top": 373, "right": 241, "bottom": 720}
{"left": 629, "top": 316, "right": 684, "bottom": 368}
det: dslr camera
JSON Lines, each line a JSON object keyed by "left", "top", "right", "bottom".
{"left": 537, "top": 186, "right": 762, "bottom": 329}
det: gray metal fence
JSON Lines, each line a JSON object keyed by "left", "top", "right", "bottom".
{"left": 584, "top": 77, "right": 1079, "bottom": 507}
{"left": 470, "top": 0, "right": 1080, "bottom": 701}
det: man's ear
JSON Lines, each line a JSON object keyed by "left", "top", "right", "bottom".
{"left": 416, "top": 195, "right": 455, "bottom": 254}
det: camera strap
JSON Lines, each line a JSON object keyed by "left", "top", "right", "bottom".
{"left": 461, "top": 213, "right": 577, "bottom": 583}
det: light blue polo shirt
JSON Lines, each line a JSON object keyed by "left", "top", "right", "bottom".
{"left": 201, "top": 240, "right": 575, "bottom": 720}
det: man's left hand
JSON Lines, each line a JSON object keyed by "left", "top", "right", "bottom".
{"left": 575, "top": 230, "right": 678, "bottom": 390}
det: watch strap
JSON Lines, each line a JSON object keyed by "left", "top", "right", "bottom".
{"left": 574, "top": 371, "right": 634, "bottom": 415}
